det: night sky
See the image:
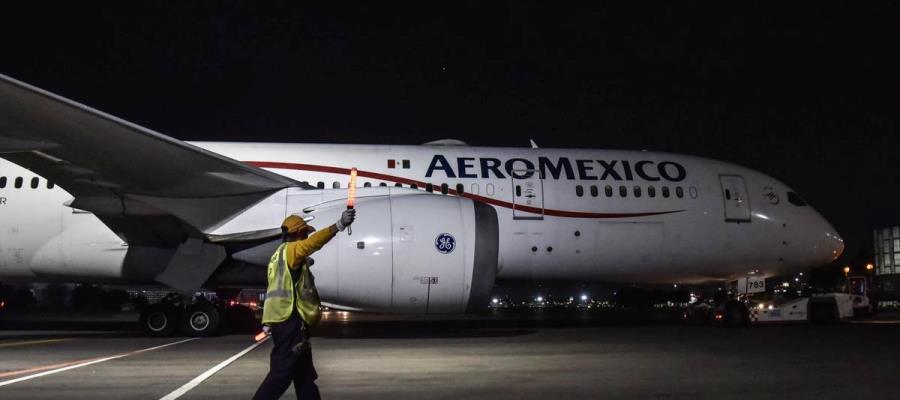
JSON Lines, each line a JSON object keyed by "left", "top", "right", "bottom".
{"left": 3, "top": 2, "right": 899, "bottom": 268}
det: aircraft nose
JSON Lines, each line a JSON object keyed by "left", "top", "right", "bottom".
{"left": 818, "top": 216, "right": 844, "bottom": 263}
{"left": 824, "top": 228, "right": 844, "bottom": 262}
{"left": 794, "top": 210, "right": 844, "bottom": 266}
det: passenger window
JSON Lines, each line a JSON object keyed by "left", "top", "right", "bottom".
{"left": 410, "top": 184, "right": 418, "bottom": 189}
{"left": 575, "top": 185, "right": 583, "bottom": 197}
{"left": 689, "top": 186, "right": 698, "bottom": 199}
{"left": 633, "top": 185, "right": 641, "bottom": 198}
{"left": 456, "top": 183, "right": 464, "bottom": 194}
{"left": 364, "top": 182, "right": 372, "bottom": 188}
{"left": 619, "top": 185, "right": 627, "bottom": 197}
{"left": 14, "top": 177, "right": 23, "bottom": 189}
{"left": 317, "top": 181, "right": 325, "bottom": 189}
{"left": 662, "top": 186, "right": 670, "bottom": 198}
{"left": 648, "top": 186, "right": 656, "bottom": 198}
{"left": 332, "top": 181, "right": 340, "bottom": 189}
{"left": 0, "top": 176, "right": 6, "bottom": 188}
{"left": 787, "top": 191, "right": 807, "bottom": 206}
{"left": 426, "top": 183, "right": 434, "bottom": 192}
{"left": 605, "top": 185, "right": 613, "bottom": 197}
{"left": 395, "top": 183, "right": 403, "bottom": 187}
{"left": 31, "top": 177, "right": 39, "bottom": 189}
{"left": 676, "top": 186, "right": 684, "bottom": 198}
{"left": 590, "top": 185, "right": 598, "bottom": 197}
{"left": 441, "top": 183, "right": 449, "bottom": 195}
{"left": 470, "top": 183, "right": 480, "bottom": 194}
{"left": 380, "top": 182, "right": 387, "bottom": 187}
{"left": 486, "top": 184, "right": 495, "bottom": 196}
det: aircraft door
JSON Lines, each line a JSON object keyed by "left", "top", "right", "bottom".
{"left": 719, "top": 175, "right": 751, "bottom": 223}
{"left": 511, "top": 170, "right": 544, "bottom": 220}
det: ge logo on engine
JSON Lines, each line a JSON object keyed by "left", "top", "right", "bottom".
{"left": 435, "top": 233, "right": 455, "bottom": 254}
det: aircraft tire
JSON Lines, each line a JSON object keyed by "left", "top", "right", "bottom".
{"left": 182, "top": 303, "right": 222, "bottom": 337}
{"left": 140, "top": 303, "right": 181, "bottom": 337}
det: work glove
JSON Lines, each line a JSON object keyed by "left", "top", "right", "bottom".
{"left": 262, "top": 325, "right": 271, "bottom": 336}
{"left": 335, "top": 209, "right": 356, "bottom": 231}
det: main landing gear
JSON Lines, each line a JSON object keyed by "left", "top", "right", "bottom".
{"left": 139, "top": 293, "right": 257, "bottom": 337}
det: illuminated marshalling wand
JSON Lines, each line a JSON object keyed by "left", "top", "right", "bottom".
{"left": 254, "top": 330, "right": 268, "bottom": 342}
{"left": 346, "top": 167, "right": 357, "bottom": 236}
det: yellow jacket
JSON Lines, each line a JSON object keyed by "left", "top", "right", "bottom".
{"left": 262, "top": 227, "right": 336, "bottom": 325}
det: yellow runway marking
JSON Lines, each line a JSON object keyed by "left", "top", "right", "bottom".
{"left": 0, "top": 339, "right": 70, "bottom": 348}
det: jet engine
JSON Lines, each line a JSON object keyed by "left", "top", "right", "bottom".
{"left": 228, "top": 191, "right": 499, "bottom": 314}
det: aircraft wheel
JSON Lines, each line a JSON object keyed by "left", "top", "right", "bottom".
{"left": 182, "top": 303, "right": 222, "bottom": 337}
{"left": 140, "top": 304, "right": 181, "bottom": 337}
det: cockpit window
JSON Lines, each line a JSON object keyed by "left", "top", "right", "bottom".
{"left": 787, "top": 191, "right": 807, "bottom": 206}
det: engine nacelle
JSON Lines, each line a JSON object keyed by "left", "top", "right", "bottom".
{"left": 302, "top": 192, "right": 498, "bottom": 313}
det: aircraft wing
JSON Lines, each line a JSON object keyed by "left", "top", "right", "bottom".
{"left": 0, "top": 73, "right": 301, "bottom": 246}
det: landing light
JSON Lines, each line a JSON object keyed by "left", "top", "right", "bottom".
{"left": 536, "top": 296, "right": 544, "bottom": 302}
{"left": 581, "top": 295, "right": 589, "bottom": 301}
{"left": 492, "top": 298, "right": 499, "bottom": 304}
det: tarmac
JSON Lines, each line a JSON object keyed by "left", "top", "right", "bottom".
{"left": 2, "top": 311, "right": 900, "bottom": 399}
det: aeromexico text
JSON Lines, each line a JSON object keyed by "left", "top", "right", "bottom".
{"left": 425, "top": 155, "right": 687, "bottom": 182}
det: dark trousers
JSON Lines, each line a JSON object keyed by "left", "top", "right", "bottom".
{"left": 253, "top": 312, "right": 320, "bottom": 400}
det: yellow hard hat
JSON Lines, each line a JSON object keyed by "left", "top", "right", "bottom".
{"left": 281, "top": 215, "right": 311, "bottom": 234}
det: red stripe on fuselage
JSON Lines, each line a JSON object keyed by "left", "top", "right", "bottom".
{"left": 245, "top": 161, "right": 684, "bottom": 219}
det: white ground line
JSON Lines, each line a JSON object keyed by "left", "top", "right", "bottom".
{"left": 0, "top": 337, "right": 198, "bottom": 388}
{"left": 159, "top": 336, "right": 269, "bottom": 400}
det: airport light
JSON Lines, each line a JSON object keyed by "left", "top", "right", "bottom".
{"left": 843, "top": 266, "right": 850, "bottom": 276}
{"left": 492, "top": 298, "right": 499, "bottom": 304}
{"left": 581, "top": 294, "right": 589, "bottom": 301}
{"left": 866, "top": 263, "right": 874, "bottom": 271}
{"left": 536, "top": 296, "right": 544, "bottom": 303}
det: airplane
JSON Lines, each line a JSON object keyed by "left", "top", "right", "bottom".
{"left": 0, "top": 73, "right": 844, "bottom": 335}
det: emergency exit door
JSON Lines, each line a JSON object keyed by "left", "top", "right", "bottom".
{"left": 719, "top": 174, "right": 751, "bottom": 223}
{"left": 511, "top": 170, "right": 544, "bottom": 220}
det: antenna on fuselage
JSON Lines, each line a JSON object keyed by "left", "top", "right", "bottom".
{"left": 529, "top": 139, "right": 539, "bottom": 149}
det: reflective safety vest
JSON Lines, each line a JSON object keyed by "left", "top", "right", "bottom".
{"left": 262, "top": 243, "right": 322, "bottom": 326}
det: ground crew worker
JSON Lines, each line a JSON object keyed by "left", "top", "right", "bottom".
{"left": 253, "top": 210, "right": 355, "bottom": 400}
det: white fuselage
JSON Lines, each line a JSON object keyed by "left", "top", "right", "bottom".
{"left": 0, "top": 143, "right": 843, "bottom": 285}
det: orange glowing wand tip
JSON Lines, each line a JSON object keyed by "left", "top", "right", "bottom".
{"left": 254, "top": 331, "right": 268, "bottom": 342}
{"left": 346, "top": 168, "right": 357, "bottom": 236}
{"left": 347, "top": 167, "right": 358, "bottom": 209}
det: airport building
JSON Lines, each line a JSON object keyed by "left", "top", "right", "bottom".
{"left": 874, "top": 226, "right": 900, "bottom": 276}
